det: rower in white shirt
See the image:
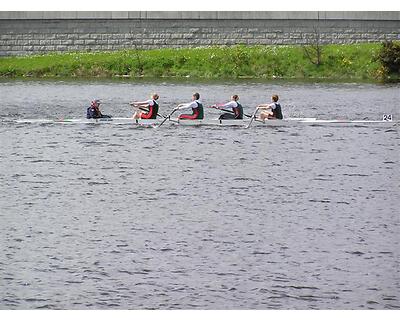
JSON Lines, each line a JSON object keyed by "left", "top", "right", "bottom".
{"left": 211, "top": 95, "right": 243, "bottom": 120}
{"left": 176, "top": 92, "right": 204, "bottom": 120}
{"left": 130, "top": 93, "right": 160, "bottom": 119}
{"left": 258, "top": 94, "right": 283, "bottom": 120}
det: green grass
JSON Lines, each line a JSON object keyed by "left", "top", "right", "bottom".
{"left": 0, "top": 43, "right": 393, "bottom": 81}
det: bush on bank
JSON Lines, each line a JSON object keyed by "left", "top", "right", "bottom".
{"left": 375, "top": 41, "right": 400, "bottom": 81}
{"left": 0, "top": 42, "right": 398, "bottom": 81}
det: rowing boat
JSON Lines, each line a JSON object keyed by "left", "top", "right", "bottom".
{"left": 13, "top": 116, "right": 396, "bottom": 127}
{"left": 168, "top": 118, "right": 396, "bottom": 127}
{"left": 13, "top": 117, "right": 396, "bottom": 126}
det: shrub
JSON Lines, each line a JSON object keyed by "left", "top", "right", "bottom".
{"left": 376, "top": 41, "right": 400, "bottom": 77}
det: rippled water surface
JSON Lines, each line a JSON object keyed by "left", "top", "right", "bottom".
{"left": 0, "top": 80, "right": 399, "bottom": 309}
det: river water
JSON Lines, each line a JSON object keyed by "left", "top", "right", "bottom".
{"left": 0, "top": 80, "right": 399, "bottom": 309}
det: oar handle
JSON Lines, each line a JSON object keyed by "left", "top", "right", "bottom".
{"left": 207, "top": 105, "right": 234, "bottom": 113}
{"left": 138, "top": 106, "right": 149, "bottom": 112}
{"left": 131, "top": 104, "right": 166, "bottom": 119}
{"left": 208, "top": 105, "right": 252, "bottom": 118}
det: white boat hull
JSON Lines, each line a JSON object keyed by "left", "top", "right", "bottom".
{"left": 13, "top": 117, "right": 397, "bottom": 127}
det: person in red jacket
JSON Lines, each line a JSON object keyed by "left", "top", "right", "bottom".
{"left": 86, "top": 99, "right": 111, "bottom": 119}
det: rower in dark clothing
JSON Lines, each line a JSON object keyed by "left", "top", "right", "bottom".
{"left": 258, "top": 94, "right": 283, "bottom": 120}
{"left": 131, "top": 93, "right": 160, "bottom": 119}
{"left": 86, "top": 99, "right": 112, "bottom": 119}
{"left": 212, "top": 95, "right": 243, "bottom": 120}
{"left": 176, "top": 92, "right": 204, "bottom": 120}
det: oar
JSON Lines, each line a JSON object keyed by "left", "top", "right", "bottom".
{"left": 208, "top": 105, "right": 252, "bottom": 118}
{"left": 246, "top": 107, "right": 259, "bottom": 128}
{"left": 131, "top": 104, "right": 166, "bottom": 119}
{"left": 156, "top": 107, "right": 178, "bottom": 128}
{"left": 138, "top": 106, "right": 166, "bottom": 119}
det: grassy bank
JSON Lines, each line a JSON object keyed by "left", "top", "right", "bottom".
{"left": 0, "top": 43, "right": 397, "bottom": 81}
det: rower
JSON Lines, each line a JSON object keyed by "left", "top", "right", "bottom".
{"left": 86, "top": 99, "right": 112, "bottom": 119}
{"left": 130, "top": 93, "right": 159, "bottom": 119}
{"left": 212, "top": 95, "right": 243, "bottom": 120}
{"left": 258, "top": 94, "right": 283, "bottom": 120}
{"left": 176, "top": 92, "right": 204, "bottom": 120}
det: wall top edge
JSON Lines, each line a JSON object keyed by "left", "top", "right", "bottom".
{"left": 0, "top": 11, "right": 399, "bottom": 20}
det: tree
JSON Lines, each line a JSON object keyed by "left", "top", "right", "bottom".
{"left": 302, "top": 25, "right": 323, "bottom": 66}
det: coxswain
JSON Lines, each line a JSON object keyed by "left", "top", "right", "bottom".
{"left": 212, "top": 95, "right": 243, "bottom": 120}
{"left": 176, "top": 92, "right": 204, "bottom": 120}
{"left": 86, "top": 99, "right": 111, "bottom": 119}
{"left": 131, "top": 93, "right": 160, "bottom": 119}
{"left": 257, "top": 94, "right": 283, "bottom": 120}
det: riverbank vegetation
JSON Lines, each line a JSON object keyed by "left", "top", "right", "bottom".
{"left": 0, "top": 42, "right": 399, "bottom": 81}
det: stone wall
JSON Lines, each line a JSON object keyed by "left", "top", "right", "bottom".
{"left": 0, "top": 11, "right": 399, "bottom": 56}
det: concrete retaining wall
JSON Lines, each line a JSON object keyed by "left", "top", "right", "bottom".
{"left": 0, "top": 11, "right": 399, "bottom": 56}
